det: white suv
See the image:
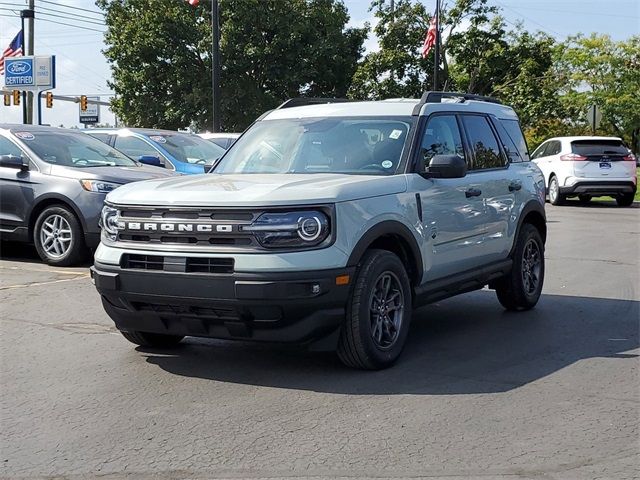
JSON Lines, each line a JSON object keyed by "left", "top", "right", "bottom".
{"left": 531, "top": 136, "right": 637, "bottom": 206}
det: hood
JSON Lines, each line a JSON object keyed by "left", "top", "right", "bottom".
{"left": 50, "top": 164, "right": 178, "bottom": 184}
{"left": 106, "top": 173, "right": 408, "bottom": 207}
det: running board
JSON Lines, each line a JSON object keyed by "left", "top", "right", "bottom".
{"left": 414, "top": 259, "right": 512, "bottom": 307}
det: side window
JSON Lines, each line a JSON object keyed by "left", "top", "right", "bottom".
{"left": 114, "top": 136, "right": 167, "bottom": 167}
{"left": 420, "top": 115, "right": 465, "bottom": 167}
{"left": 500, "top": 119, "right": 529, "bottom": 162}
{"left": 461, "top": 115, "right": 507, "bottom": 170}
{"left": 547, "top": 141, "right": 561, "bottom": 156}
{"left": 531, "top": 142, "right": 548, "bottom": 159}
{"left": 88, "top": 133, "right": 112, "bottom": 145}
{"left": 0, "top": 137, "right": 23, "bottom": 158}
{"left": 493, "top": 119, "right": 522, "bottom": 163}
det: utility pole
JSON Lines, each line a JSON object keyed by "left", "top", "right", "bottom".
{"left": 25, "top": 0, "right": 34, "bottom": 124}
{"left": 211, "top": 0, "right": 220, "bottom": 132}
{"left": 433, "top": 0, "right": 440, "bottom": 91}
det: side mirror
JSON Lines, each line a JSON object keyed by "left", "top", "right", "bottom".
{"left": 0, "top": 155, "right": 28, "bottom": 171}
{"left": 423, "top": 154, "right": 467, "bottom": 179}
{"left": 138, "top": 155, "right": 162, "bottom": 167}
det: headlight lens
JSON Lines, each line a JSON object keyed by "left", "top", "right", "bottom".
{"left": 243, "top": 210, "right": 330, "bottom": 248}
{"left": 99, "top": 205, "right": 121, "bottom": 241}
{"left": 80, "top": 179, "right": 121, "bottom": 193}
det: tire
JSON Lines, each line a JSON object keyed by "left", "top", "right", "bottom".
{"left": 33, "top": 205, "right": 89, "bottom": 266}
{"left": 616, "top": 193, "right": 634, "bottom": 207}
{"left": 578, "top": 194, "right": 591, "bottom": 204}
{"left": 548, "top": 175, "right": 565, "bottom": 205}
{"left": 120, "top": 330, "right": 184, "bottom": 348}
{"left": 337, "top": 249, "right": 412, "bottom": 370}
{"left": 495, "top": 223, "right": 545, "bottom": 311}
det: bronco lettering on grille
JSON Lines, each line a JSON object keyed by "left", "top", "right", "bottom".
{"left": 123, "top": 222, "right": 234, "bottom": 233}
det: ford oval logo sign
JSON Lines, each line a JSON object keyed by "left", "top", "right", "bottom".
{"left": 7, "top": 61, "right": 31, "bottom": 75}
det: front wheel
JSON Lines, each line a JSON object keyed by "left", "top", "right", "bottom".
{"left": 616, "top": 193, "right": 634, "bottom": 207}
{"left": 33, "top": 205, "right": 89, "bottom": 266}
{"left": 495, "top": 223, "right": 545, "bottom": 311}
{"left": 337, "top": 249, "right": 412, "bottom": 370}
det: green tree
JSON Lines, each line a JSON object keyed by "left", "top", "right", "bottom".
{"left": 98, "top": 0, "right": 366, "bottom": 131}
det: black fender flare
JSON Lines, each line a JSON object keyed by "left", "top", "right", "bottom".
{"left": 509, "top": 200, "right": 547, "bottom": 257}
{"left": 347, "top": 220, "right": 424, "bottom": 284}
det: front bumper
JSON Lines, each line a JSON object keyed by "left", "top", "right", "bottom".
{"left": 559, "top": 181, "right": 636, "bottom": 196}
{"left": 91, "top": 261, "right": 354, "bottom": 345}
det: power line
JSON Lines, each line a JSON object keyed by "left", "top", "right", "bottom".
{"left": 494, "top": 1, "right": 564, "bottom": 37}
{"left": 36, "top": 16, "right": 105, "bottom": 33}
{"left": 32, "top": 3, "right": 107, "bottom": 24}
{"left": 36, "top": 0, "right": 104, "bottom": 17}
{"left": 36, "top": 10, "right": 106, "bottom": 26}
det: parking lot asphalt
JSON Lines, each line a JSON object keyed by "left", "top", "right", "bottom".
{"left": 1, "top": 201, "right": 638, "bottom": 480}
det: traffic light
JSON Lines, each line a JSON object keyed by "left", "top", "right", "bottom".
{"left": 12, "top": 90, "right": 20, "bottom": 106}
{"left": 80, "top": 95, "right": 88, "bottom": 112}
{"left": 46, "top": 92, "right": 53, "bottom": 108}
{"left": 3, "top": 94, "right": 9, "bottom": 107}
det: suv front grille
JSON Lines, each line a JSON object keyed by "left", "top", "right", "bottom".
{"left": 122, "top": 254, "right": 234, "bottom": 274}
{"left": 114, "top": 207, "right": 260, "bottom": 249}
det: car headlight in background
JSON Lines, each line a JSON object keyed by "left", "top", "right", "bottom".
{"left": 243, "top": 210, "right": 330, "bottom": 248}
{"left": 80, "top": 179, "right": 122, "bottom": 193}
{"left": 99, "top": 205, "right": 122, "bottom": 241}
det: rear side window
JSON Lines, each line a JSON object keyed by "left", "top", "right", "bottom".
{"left": 571, "top": 140, "right": 628, "bottom": 156}
{"left": 88, "top": 133, "right": 112, "bottom": 144}
{"left": 461, "top": 115, "right": 507, "bottom": 170}
{"left": 500, "top": 119, "right": 529, "bottom": 161}
{"left": 546, "top": 141, "right": 561, "bottom": 156}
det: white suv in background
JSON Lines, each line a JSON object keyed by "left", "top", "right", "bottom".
{"left": 531, "top": 136, "right": 637, "bottom": 206}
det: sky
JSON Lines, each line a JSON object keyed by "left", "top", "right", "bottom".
{"left": 0, "top": 0, "right": 638, "bottom": 128}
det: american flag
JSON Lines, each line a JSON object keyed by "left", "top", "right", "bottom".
{"left": 186, "top": 0, "right": 199, "bottom": 5}
{"left": 421, "top": 15, "right": 437, "bottom": 58}
{"left": 0, "top": 30, "right": 24, "bottom": 75}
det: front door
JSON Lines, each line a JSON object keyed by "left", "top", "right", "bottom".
{"left": 411, "top": 114, "right": 488, "bottom": 280}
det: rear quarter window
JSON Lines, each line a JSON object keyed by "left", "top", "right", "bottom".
{"left": 571, "top": 140, "right": 628, "bottom": 156}
{"left": 500, "top": 119, "right": 529, "bottom": 161}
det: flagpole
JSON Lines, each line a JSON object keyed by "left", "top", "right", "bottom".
{"left": 433, "top": 0, "right": 440, "bottom": 91}
{"left": 211, "top": 0, "right": 220, "bottom": 133}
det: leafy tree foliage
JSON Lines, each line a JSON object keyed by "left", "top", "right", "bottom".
{"left": 98, "top": 0, "right": 366, "bottom": 131}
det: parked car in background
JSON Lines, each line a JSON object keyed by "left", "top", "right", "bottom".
{"left": 0, "top": 125, "right": 177, "bottom": 266}
{"left": 198, "top": 132, "right": 241, "bottom": 149}
{"left": 86, "top": 128, "right": 227, "bottom": 175}
{"left": 531, "top": 136, "right": 637, "bottom": 206}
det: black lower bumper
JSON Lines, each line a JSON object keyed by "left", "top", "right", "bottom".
{"left": 90, "top": 261, "right": 354, "bottom": 346}
{"left": 559, "top": 181, "right": 636, "bottom": 196}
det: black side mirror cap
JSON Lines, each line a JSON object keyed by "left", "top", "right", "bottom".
{"left": 423, "top": 154, "right": 467, "bottom": 179}
{"left": 138, "top": 155, "right": 162, "bottom": 167}
{"left": 0, "top": 155, "right": 28, "bottom": 171}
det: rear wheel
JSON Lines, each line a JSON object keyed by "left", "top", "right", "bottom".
{"left": 616, "top": 193, "right": 634, "bottom": 207}
{"left": 337, "top": 249, "right": 412, "bottom": 370}
{"left": 548, "top": 175, "right": 564, "bottom": 205}
{"left": 495, "top": 223, "right": 545, "bottom": 311}
{"left": 120, "top": 330, "right": 184, "bottom": 348}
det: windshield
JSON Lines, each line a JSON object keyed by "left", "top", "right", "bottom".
{"left": 12, "top": 130, "right": 137, "bottom": 168}
{"left": 215, "top": 117, "right": 413, "bottom": 175}
{"left": 147, "top": 133, "right": 226, "bottom": 165}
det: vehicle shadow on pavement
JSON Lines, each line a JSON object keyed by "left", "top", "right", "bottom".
{"left": 0, "top": 241, "right": 93, "bottom": 268}
{"left": 552, "top": 200, "right": 639, "bottom": 209}
{"left": 141, "top": 290, "right": 639, "bottom": 395}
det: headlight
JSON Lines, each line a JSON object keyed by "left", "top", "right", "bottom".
{"left": 99, "top": 205, "right": 121, "bottom": 241}
{"left": 80, "top": 179, "right": 121, "bottom": 193}
{"left": 243, "top": 210, "right": 330, "bottom": 248}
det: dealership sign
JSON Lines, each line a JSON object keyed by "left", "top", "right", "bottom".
{"left": 3, "top": 56, "right": 56, "bottom": 90}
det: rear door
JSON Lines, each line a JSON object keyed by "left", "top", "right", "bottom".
{"left": 459, "top": 114, "right": 514, "bottom": 262}
{"left": 570, "top": 139, "right": 635, "bottom": 180}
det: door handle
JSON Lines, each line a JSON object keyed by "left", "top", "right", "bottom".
{"left": 508, "top": 182, "right": 522, "bottom": 192}
{"left": 465, "top": 187, "right": 482, "bottom": 198}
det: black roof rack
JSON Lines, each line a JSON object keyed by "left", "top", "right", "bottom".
{"left": 276, "top": 97, "right": 353, "bottom": 109}
{"left": 411, "top": 91, "right": 502, "bottom": 115}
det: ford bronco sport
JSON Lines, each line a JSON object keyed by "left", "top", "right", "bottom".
{"left": 91, "top": 92, "right": 547, "bottom": 370}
